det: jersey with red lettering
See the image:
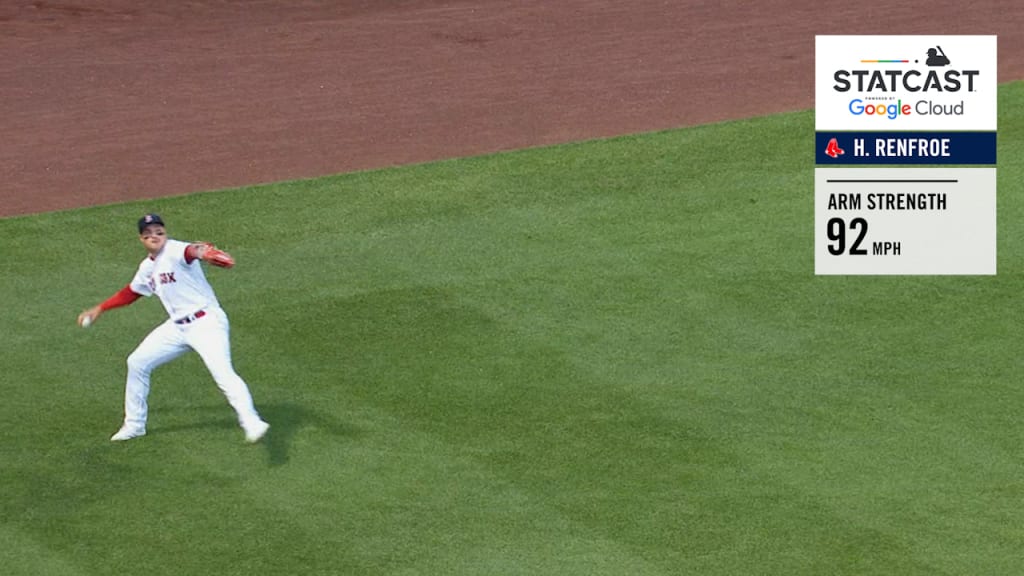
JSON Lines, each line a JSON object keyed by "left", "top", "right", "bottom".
{"left": 130, "top": 239, "right": 221, "bottom": 320}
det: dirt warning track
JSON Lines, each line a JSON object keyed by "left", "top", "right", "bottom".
{"left": 1, "top": 0, "right": 1021, "bottom": 216}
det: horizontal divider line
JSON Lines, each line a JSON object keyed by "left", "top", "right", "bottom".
{"left": 825, "top": 179, "right": 959, "bottom": 183}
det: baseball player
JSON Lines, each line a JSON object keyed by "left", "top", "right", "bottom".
{"left": 78, "top": 213, "right": 270, "bottom": 444}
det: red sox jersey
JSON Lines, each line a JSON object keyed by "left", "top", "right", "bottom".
{"left": 130, "top": 239, "right": 221, "bottom": 320}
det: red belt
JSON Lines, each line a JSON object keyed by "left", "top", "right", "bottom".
{"left": 175, "top": 310, "right": 206, "bottom": 325}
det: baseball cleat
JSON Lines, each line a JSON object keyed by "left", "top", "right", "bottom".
{"left": 111, "top": 425, "right": 146, "bottom": 442}
{"left": 244, "top": 420, "right": 270, "bottom": 444}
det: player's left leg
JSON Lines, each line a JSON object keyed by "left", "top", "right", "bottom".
{"left": 186, "top": 307, "right": 269, "bottom": 442}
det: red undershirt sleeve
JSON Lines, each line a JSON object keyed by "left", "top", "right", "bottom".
{"left": 100, "top": 285, "right": 143, "bottom": 311}
{"left": 185, "top": 244, "right": 200, "bottom": 264}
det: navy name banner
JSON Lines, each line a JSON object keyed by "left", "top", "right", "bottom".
{"left": 815, "top": 132, "right": 996, "bottom": 165}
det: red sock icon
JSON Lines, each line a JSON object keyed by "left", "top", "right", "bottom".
{"left": 825, "top": 137, "right": 845, "bottom": 159}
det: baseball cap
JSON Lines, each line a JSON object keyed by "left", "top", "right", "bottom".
{"left": 137, "top": 213, "right": 165, "bottom": 233}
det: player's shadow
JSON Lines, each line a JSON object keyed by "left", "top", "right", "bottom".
{"left": 154, "top": 401, "right": 356, "bottom": 467}
{"left": 257, "top": 402, "right": 357, "bottom": 466}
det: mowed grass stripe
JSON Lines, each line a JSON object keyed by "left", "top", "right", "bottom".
{"left": 3, "top": 80, "right": 1024, "bottom": 575}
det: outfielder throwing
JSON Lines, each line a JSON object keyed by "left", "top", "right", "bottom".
{"left": 78, "top": 213, "right": 270, "bottom": 443}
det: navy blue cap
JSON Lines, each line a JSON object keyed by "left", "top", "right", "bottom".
{"left": 137, "top": 213, "right": 165, "bottom": 233}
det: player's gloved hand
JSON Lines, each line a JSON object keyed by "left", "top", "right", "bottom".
{"left": 198, "top": 242, "right": 235, "bottom": 268}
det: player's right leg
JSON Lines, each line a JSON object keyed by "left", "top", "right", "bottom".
{"left": 112, "top": 321, "right": 188, "bottom": 441}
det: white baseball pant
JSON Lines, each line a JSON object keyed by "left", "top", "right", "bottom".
{"left": 121, "top": 306, "right": 263, "bottom": 431}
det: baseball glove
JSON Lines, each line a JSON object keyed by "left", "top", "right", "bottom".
{"left": 200, "top": 243, "right": 235, "bottom": 268}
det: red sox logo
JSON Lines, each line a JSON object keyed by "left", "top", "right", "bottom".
{"left": 149, "top": 272, "right": 176, "bottom": 291}
{"left": 824, "top": 137, "right": 845, "bottom": 158}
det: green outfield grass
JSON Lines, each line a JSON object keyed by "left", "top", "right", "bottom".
{"left": 2, "top": 81, "right": 1023, "bottom": 575}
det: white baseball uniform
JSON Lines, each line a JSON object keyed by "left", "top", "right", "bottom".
{"left": 120, "top": 239, "right": 266, "bottom": 438}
